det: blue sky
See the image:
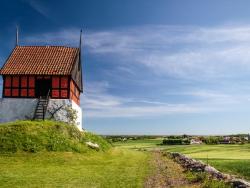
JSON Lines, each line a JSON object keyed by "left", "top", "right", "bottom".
{"left": 2, "top": 0, "right": 250, "bottom": 135}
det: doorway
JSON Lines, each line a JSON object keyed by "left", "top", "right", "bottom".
{"left": 35, "top": 79, "right": 51, "bottom": 98}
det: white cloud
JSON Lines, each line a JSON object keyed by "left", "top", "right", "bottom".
{"left": 22, "top": 25, "right": 250, "bottom": 118}
{"left": 84, "top": 25, "right": 250, "bottom": 79}
{"left": 24, "top": 25, "right": 250, "bottom": 79}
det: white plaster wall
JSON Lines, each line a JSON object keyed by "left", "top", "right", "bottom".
{"left": 0, "top": 98, "right": 83, "bottom": 131}
{"left": 71, "top": 100, "right": 82, "bottom": 130}
{"left": 0, "top": 98, "right": 38, "bottom": 123}
{"left": 46, "top": 99, "right": 83, "bottom": 131}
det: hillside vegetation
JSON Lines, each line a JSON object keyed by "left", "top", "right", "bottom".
{"left": 0, "top": 120, "right": 110, "bottom": 153}
{"left": 0, "top": 121, "right": 151, "bottom": 187}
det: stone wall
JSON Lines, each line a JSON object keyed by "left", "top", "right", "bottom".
{"left": 0, "top": 98, "right": 82, "bottom": 131}
{"left": 170, "top": 152, "right": 250, "bottom": 188}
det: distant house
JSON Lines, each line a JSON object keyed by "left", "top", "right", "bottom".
{"left": 190, "top": 139, "right": 202, "bottom": 144}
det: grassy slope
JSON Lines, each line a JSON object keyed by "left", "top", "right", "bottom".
{"left": 0, "top": 120, "right": 110, "bottom": 153}
{"left": 0, "top": 121, "right": 150, "bottom": 187}
{"left": 114, "top": 139, "right": 250, "bottom": 180}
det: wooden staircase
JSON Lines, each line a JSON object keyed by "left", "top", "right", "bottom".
{"left": 33, "top": 91, "right": 50, "bottom": 120}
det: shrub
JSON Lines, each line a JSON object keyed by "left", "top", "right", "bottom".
{"left": 65, "top": 107, "right": 78, "bottom": 125}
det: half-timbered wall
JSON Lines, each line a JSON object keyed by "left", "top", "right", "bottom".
{"left": 70, "top": 80, "right": 80, "bottom": 105}
{"left": 3, "top": 75, "right": 80, "bottom": 104}
{"left": 3, "top": 75, "right": 35, "bottom": 98}
{"left": 51, "top": 76, "right": 69, "bottom": 99}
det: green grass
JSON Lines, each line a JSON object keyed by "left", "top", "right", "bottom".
{"left": 113, "top": 139, "right": 162, "bottom": 149}
{"left": 0, "top": 120, "right": 110, "bottom": 153}
{"left": 0, "top": 148, "right": 150, "bottom": 188}
{"left": 0, "top": 121, "right": 247, "bottom": 186}
{"left": 163, "top": 144, "right": 250, "bottom": 180}
{"left": 173, "top": 144, "right": 250, "bottom": 180}
{"left": 0, "top": 121, "right": 150, "bottom": 187}
{"left": 115, "top": 139, "right": 250, "bottom": 180}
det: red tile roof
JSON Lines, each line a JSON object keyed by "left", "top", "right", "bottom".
{"left": 0, "top": 46, "right": 79, "bottom": 75}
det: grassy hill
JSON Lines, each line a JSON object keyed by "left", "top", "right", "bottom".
{"left": 0, "top": 121, "right": 233, "bottom": 187}
{"left": 0, "top": 121, "right": 150, "bottom": 187}
{"left": 0, "top": 120, "right": 110, "bottom": 153}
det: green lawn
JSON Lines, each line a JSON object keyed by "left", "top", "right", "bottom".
{"left": 164, "top": 144, "right": 250, "bottom": 180}
{"left": 0, "top": 121, "right": 152, "bottom": 188}
{"left": 0, "top": 120, "right": 248, "bottom": 187}
{"left": 114, "top": 139, "right": 250, "bottom": 180}
{"left": 114, "top": 139, "right": 162, "bottom": 149}
{"left": 0, "top": 148, "right": 150, "bottom": 188}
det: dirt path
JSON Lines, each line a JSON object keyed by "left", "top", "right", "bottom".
{"left": 144, "top": 150, "right": 200, "bottom": 188}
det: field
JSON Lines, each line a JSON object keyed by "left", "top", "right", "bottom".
{"left": 0, "top": 149, "right": 150, "bottom": 188}
{"left": 114, "top": 139, "right": 250, "bottom": 180}
{"left": 165, "top": 144, "right": 250, "bottom": 180}
{"left": 0, "top": 121, "right": 245, "bottom": 187}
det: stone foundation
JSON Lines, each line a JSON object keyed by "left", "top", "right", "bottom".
{"left": 0, "top": 98, "right": 82, "bottom": 131}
